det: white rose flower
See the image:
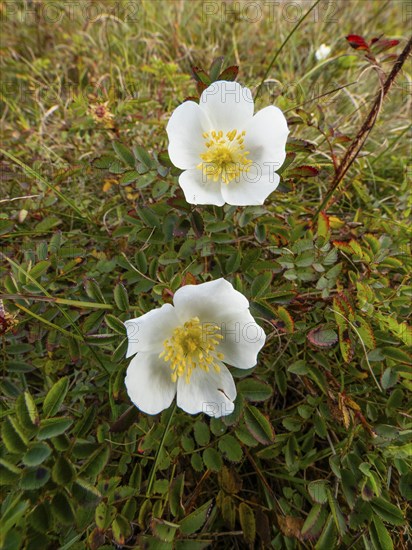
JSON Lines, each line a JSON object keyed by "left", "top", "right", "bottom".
{"left": 124, "top": 278, "right": 266, "bottom": 417}
{"left": 166, "top": 80, "right": 289, "bottom": 206}
{"left": 315, "top": 44, "right": 331, "bottom": 61}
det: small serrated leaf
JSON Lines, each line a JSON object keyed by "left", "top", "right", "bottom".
{"left": 239, "top": 502, "right": 256, "bottom": 546}
{"left": 308, "top": 480, "right": 329, "bottom": 504}
{"left": 43, "top": 377, "right": 69, "bottom": 418}
{"left": 244, "top": 405, "right": 275, "bottom": 445}
{"left": 218, "top": 65, "right": 239, "bottom": 81}
{"left": 202, "top": 448, "right": 222, "bottom": 472}
{"left": 346, "top": 34, "right": 369, "bottom": 50}
{"left": 114, "top": 283, "right": 129, "bottom": 311}
{"left": 179, "top": 498, "right": 213, "bottom": 535}
{"left": 113, "top": 142, "right": 135, "bottom": 167}
{"left": 307, "top": 326, "right": 338, "bottom": 348}
{"left": 218, "top": 435, "right": 243, "bottom": 462}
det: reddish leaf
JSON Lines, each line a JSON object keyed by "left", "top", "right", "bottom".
{"left": 183, "top": 96, "right": 199, "bottom": 104}
{"left": 317, "top": 212, "right": 330, "bottom": 240}
{"left": 289, "top": 165, "right": 319, "bottom": 178}
{"left": 371, "top": 39, "right": 400, "bottom": 54}
{"left": 338, "top": 327, "right": 355, "bottom": 363}
{"left": 286, "top": 137, "right": 316, "bottom": 153}
{"left": 346, "top": 34, "right": 369, "bottom": 51}
{"left": 182, "top": 273, "right": 197, "bottom": 286}
{"left": 275, "top": 307, "right": 294, "bottom": 334}
{"left": 218, "top": 65, "right": 239, "bottom": 81}
{"left": 333, "top": 241, "right": 354, "bottom": 255}
{"left": 191, "top": 66, "right": 211, "bottom": 86}
{"left": 197, "top": 82, "right": 208, "bottom": 95}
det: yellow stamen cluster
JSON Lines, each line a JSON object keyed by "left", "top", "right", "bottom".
{"left": 198, "top": 129, "right": 252, "bottom": 184}
{"left": 159, "top": 317, "right": 224, "bottom": 383}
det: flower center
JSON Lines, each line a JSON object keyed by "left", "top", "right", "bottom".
{"left": 198, "top": 129, "right": 252, "bottom": 184}
{"left": 159, "top": 317, "right": 224, "bottom": 383}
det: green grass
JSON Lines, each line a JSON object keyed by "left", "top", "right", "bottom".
{"left": 1, "top": 1, "right": 411, "bottom": 549}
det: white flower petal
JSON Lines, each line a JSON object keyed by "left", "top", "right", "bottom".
{"left": 199, "top": 81, "right": 254, "bottom": 132}
{"left": 221, "top": 168, "right": 280, "bottom": 206}
{"left": 166, "top": 101, "right": 210, "bottom": 170}
{"left": 218, "top": 310, "right": 266, "bottom": 369}
{"left": 244, "top": 106, "right": 289, "bottom": 168}
{"left": 177, "top": 362, "right": 236, "bottom": 417}
{"left": 173, "top": 278, "right": 249, "bottom": 324}
{"left": 178, "top": 169, "right": 225, "bottom": 206}
{"left": 124, "top": 303, "right": 179, "bottom": 357}
{"left": 125, "top": 352, "right": 177, "bottom": 415}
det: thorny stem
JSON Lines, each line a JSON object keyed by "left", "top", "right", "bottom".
{"left": 314, "top": 35, "right": 412, "bottom": 219}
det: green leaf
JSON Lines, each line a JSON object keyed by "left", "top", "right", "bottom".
{"left": 315, "top": 515, "right": 337, "bottom": 550}
{"left": 105, "top": 314, "right": 126, "bottom": 334}
{"left": 23, "top": 443, "right": 52, "bottom": 467}
{"left": 113, "top": 141, "right": 135, "bottom": 167}
{"left": 301, "top": 504, "right": 327, "bottom": 539}
{"left": 317, "top": 212, "right": 330, "bottom": 240}
{"left": 120, "top": 170, "right": 140, "bottom": 185}
{"left": 381, "top": 368, "right": 398, "bottom": 390}
{"left": 192, "top": 66, "right": 212, "bottom": 86}
{"left": 93, "top": 154, "right": 117, "bottom": 169}
{"left": 238, "top": 378, "right": 272, "bottom": 402}
{"left": 341, "top": 469, "right": 357, "bottom": 508}
{"left": 327, "top": 489, "right": 347, "bottom": 535}
{"left": 114, "top": 283, "right": 129, "bottom": 311}
{"left": 23, "top": 390, "right": 40, "bottom": 427}
{"left": 133, "top": 145, "right": 152, "bottom": 168}
{"left": 112, "top": 514, "right": 132, "bottom": 545}
{"left": 43, "top": 377, "right": 69, "bottom": 417}
{"left": 29, "top": 260, "right": 51, "bottom": 279}
{"left": 251, "top": 272, "right": 272, "bottom": 298}
{"left": 179, "top": 499, "right": 213, "bottom": 535}
{"left": 399, "top": 473, "right": 412, "bottom": 500}
{"left": 52, "top": 455, "right": 76, "bottom": 485}
{"left": 217, "top": 65, "right": 239, "bottom": 81}
{"left": 218, "top": 435, "right": 243, "bottom": 462}
{"left": 370, "top": 497, "right": 405, "bottom": 525}
{"left": 136, "top": 206, "right": 161, "bottom": 228}
{"left": 28, "top": 502, "right": 51, "bottom": 533}
{"left": 308, "top": 480, "right": 329, "bottom": 504}
{"left": 381, "top": 346, "right": 411, "bottom": 364}
{"left": 20, "top": 467, "right": 51, "bottom": 490}
{"left": 169, "top": 473, "right": 185, "bottom": 517}
{"left": 288, "top": 360, "right": 309, "bottom": 375}
{"left": 239, "top": 502, "right": 256, "bottom": 547}
{"left": 51, "top": 492, "right": 75, "bottom": 525}
{"left": 1, "top": 498, "right": 29, "bottom": 541}
{"left": 84, "top": 278, "right": 106, "bottom": 303}
{"left": 2, "top": 417, "right": 28, "bottom": 454}
{"left": 72, "top": 478, "right": 102, "bottom": 505}
{"left": 80, "top": 445, "right": 110, "bottom": 478}
{"left": 307, "top": 326, "right": 338, "bottom": 348}
{"left": 244, "top": 405, "right": 275, "bottom": 445}
{"left": 276, "top": 306, "right": 295, "bottom": 333}
{"left": 202, "top": 448, "right": 222, "bottom": 472}
{"left": 37, "top": 417, "right": 73, "bottom": 440}
{"left": 209, "top": 57, "right": 225, "bottom": 81}
{"left": 193, "top": 421, "right": 210, "bottom": 447}
{"left": 370, "top": 514, "right": 394, "bottom": 550}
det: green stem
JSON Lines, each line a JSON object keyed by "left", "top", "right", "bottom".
{"left": 255, "top": 0, "right": 323, "bottom": 100}
{"left": 1, "top": 293, "right": 114, "bottom": 310}
{"left": 0, "top": 148, "right": 91, "bottom": 222}
{"left": 146, "top": 403, "right": 177, "bottom": 497}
